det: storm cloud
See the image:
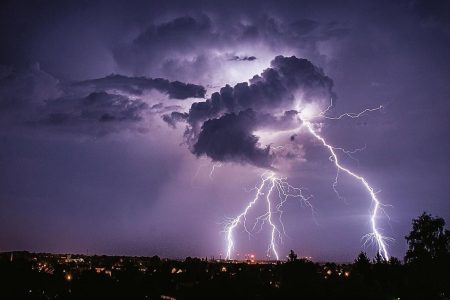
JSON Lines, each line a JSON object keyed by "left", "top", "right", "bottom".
{"left": 75, "top": 74, "right": 206, "bottom": 99}
{"left": 229, "top": 55, "right": 257, "bottom": 61}
{"left": 193, "top": 110, "right": 274, "bottom": 168}
{"left": 0, "top": 63, "right": 205, "bottom": 136}
{"left": 164, "top": 55, "right": 334, "bottom": 167}
{"left": 34, "top": 91, "right": 149, "bottom": 136}
{"left": 112, "top": 14, "right": 349, "bottom": 86}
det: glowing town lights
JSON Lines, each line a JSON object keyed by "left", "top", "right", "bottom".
{"left": 65, "top": 274, "right": 72, "bottom": 281}
{"left": 249, "top": 254, "right": 256, "bottom": 263}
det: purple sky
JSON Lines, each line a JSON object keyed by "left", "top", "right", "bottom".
{"left": 1, "top": 0, "right": 449, "bottom": 262}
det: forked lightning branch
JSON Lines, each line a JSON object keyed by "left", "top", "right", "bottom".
{"left": 224, "top": 100, "right": 392, "bottom": 261}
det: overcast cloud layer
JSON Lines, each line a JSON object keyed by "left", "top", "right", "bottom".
{"left": 1, "top": 0, "right": 449, "bottom": 261}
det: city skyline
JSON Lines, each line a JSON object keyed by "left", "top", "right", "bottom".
{"left": 1, "top": 0, "right": 450, "bottom": 262}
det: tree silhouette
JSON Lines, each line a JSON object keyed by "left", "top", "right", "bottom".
{"left": 353, "top": 251, "right": 371, "bottom": 277}
{"left": 355, "top": 252, "right": 370, "bottom": 265}
{"left": 404, "top": 212, "right": 449, "bottom": 264}
{"left": 388, "top": 257, "right": 401, "bottom": 266}
{"left": 287, "top": 250, "right": 297, "bottom": 262}
{"left": 373, "top": 252, "right": 384, "bottom": 264}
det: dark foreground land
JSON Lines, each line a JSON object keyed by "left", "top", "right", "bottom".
{"left": 0, "top": 250, "right": 448, "bottom": 300}
{"left": 1, "top": 213, "right": 449, "bottom": 299}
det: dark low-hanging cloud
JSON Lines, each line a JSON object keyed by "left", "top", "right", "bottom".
{"left": 75, "top": 74, "right": 206, "bottom": 99}
{"left": 162, "top": 111, "right": 189, "bottom": 128}
{"left": 229, "top": 55, "right": 257, "bottom": 61}
{"left": 193, "top": 109, "right": 274, "bottom": 168}
{"left": 191, "top": 108, "right": 301, "bottom": 168}
{"left": 164, "top": 55, "right": 334, "bottom": 167}
{"left": 34, "top": 91, "right": 148, "bottom": 136}
{"left": 0, "top": 63, "right": 205, "bottom": 136}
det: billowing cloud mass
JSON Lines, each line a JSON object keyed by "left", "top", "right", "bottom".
{"left": 112, "top": 14, "right": 349, "bottom": 86}
{"left": 0, "top": 63, "right": 205, "bottom": 136}
{"left": 164, "top": 55, "right": 334, "bottom": 167}
{"left": 34, "top": 91, "right": 149, "bottom": 136}
{"left": 193, "top": 110, "right": 274, "bottom": 168}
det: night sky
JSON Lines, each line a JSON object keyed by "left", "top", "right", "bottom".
{"left": 1, "top": 0, "right": 449, "bottom": 262}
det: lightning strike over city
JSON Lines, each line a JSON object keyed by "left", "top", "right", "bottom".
{"left": 300, "top": 104, "right": 392, "bottom": 261}
{"left": 223, "top": 101, "right": 392, "bottom": 261}
{"left": 224, "top": 171, "right": 313, "bottom": 260}
{"left": 2, "top": 1, "right": 449, "bottom": 298}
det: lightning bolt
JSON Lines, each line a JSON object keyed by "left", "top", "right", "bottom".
{"left": 224, "top": 172, "right": 313, "bottom": 260}
{"left": 300, "top": 102, "right": 392, "bottom": 261}
{"left": 264, "top": 178, "right": 280, "bottom": 260}
{"left": 319, "top": 97, "right": 384, "bottom": 120}
{"left": 209, "top": 162, "right": 222, "bottom": 180}
{"left": 223, "top": 99, "right": 391, "bottom": 261}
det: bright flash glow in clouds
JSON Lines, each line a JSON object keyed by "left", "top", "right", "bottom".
{"left": 209, "top": 47, "right": 294, "bottom": 89}
{"left": 298, "top": 102, "right": 324, "bottom": 121}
